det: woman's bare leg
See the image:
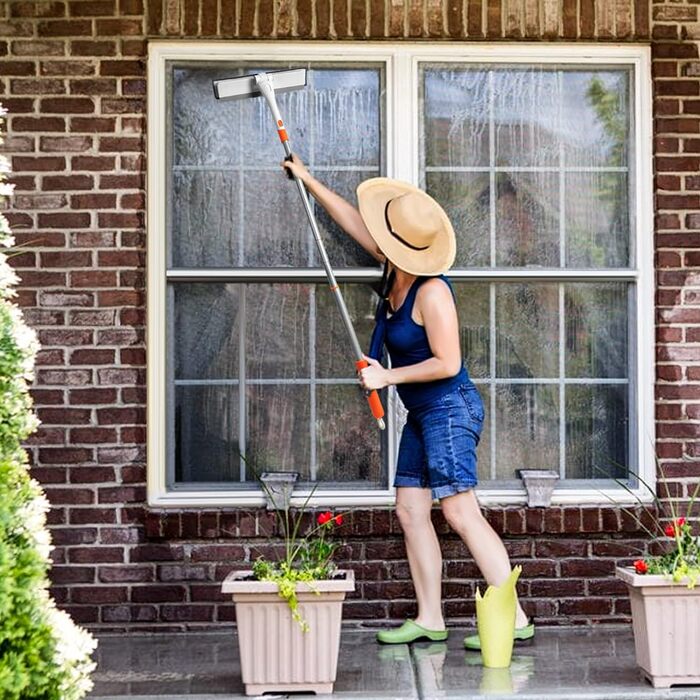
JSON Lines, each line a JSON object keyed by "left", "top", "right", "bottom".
{"left": 396, "top": 487, "right": 445, "bottom": 630}
{"left": 440, "top": 489, "right": 529, "bottom": 628}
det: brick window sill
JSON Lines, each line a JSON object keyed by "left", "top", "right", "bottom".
{"left": 143, "top": 505, "right": 657, "bottom": 541}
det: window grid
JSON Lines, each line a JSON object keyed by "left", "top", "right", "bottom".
{"left": 419, "top": 63, "right": 632, "bottom": 481}
{"left": 148, "top": 42, "right": 653, "bottom": 505}
{"left": 169, "top": 65, "right": 386, "bottom": 487}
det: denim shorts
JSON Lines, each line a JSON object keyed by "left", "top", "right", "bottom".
{"left": 394, "top": 382, "right": 485, "bottom": 500}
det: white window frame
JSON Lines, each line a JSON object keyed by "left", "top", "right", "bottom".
{"left": 147, "top": 41, "right": 654, "bottom": 509}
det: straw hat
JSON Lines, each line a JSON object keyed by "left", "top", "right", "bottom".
{"left": 356, "top": 177, "right": 456, "bottom": 276}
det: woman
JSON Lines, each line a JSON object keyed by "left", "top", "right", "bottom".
{"left": 282, "top": 154, "right": 534, "bottom": 649}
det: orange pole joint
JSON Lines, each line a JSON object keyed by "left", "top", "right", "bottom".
{"left": 355, "top": 359, "right": 385, "bottom": 423}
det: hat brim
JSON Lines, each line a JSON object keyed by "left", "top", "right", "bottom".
{"left": 356, "top": 177, "right": 456, "bottom": 276}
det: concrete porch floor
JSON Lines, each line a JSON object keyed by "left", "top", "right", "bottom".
{"left": 89, "top": 626, "right": 700, "bottom": 700}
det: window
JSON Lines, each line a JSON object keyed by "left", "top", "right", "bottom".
{"left": 147, "top": 43, "right": 654, "bottom": 507}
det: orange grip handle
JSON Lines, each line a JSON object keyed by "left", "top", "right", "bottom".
{"left": 356, "top": 359, "right": 385, "bottom": 421}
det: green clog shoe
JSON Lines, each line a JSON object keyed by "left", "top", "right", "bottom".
{"left": 463, "top": 620, "right": 535, "bottom": 651}
{"left": 377, "top": 619, "right": 449, "bottom": 645}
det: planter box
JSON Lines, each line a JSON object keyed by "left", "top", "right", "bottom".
{"left": 616, "top": 566, "right": 700, "bottom": 688}
{"left": 222, "top": 569, "right": 355, "bottom": 696}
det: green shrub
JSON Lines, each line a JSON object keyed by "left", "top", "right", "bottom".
{"left": 0, "top": 106, "right": 96, "bottom": 699}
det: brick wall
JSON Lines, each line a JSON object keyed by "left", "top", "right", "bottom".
{"left": 1, "top": 0, "right": 698, "bottom": 631}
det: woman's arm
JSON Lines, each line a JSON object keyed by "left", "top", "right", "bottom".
{"left": 359, "top": 279, "right": 462, "bottom": 390}
{"left": 282, "top": 154, "right": 384, "bottom": 262}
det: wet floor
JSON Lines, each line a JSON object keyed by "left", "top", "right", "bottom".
{"left": 89, "top": 626, "right": 700, "bottom": 699}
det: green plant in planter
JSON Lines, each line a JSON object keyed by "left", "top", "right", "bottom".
{"left": 597, "top": 462, "right": 700, "bottom": 587}
{"left": 252, "top": 468, "right": 346, "bottom": 632}
{"left": 0, "top": 106, "right": 97, "bottom": 699}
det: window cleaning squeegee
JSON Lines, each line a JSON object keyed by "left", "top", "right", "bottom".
{"left": 213, "top": 69, "right": 386, "bottom": 431}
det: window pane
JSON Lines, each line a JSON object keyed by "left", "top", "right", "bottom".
{"left": 425, "top": 171, "right": 490, "bottom": 267}
{"left": 168, "top": 62, "right": 384, "bottom": 269}
{"left": 419, "top": 64, "right": 632, "bottom": 270}
{"left": 451, "top": 280, "right": 632, "bottom": 483}
{"left": 174, "top": 385, "right": 240, "bottom": 483}
{"left": 170, "top": 281, "right": 388, "bottom": 488}
{"left": 174, "top": 284, "right": 240, "bottom": 380}
{"left": 565, "top": 172, "right": 630, "bottom": 268}
{"left": 562, "top": 71, "right": 630, "bottom": 169}
{"left": 171, "top": 67, "right": 241, "bottom": 166}
{"left": 454, "top": 283, "right": 490, "bottom": 379}
{"left": 246, "top": 284, "right": 310, "bottom": 379}
{"left": 316, "top": 384, "right": 387, "bottom": 486}
{"left": 312, "top": 69, "right": 382, "bottom": 167}
{"left": 421, "top": 67, "right": 490, "bottom": 167}
{"left": 243, "top": 169, "right": 312, "bottom": 267}
{"left": 313, "top": 170, "right": 380, "bottom": 268}
{"left": 316, "top": 282, "right": 377, "bottom": 378}
{"left": 492, "top": 69, "right": 561, "bottom": 167}
{"left": 171, "top": 170, "right": 241, "bottom": 269}
{"left": 495, "top": 171, "right": 560, "bottom": 267}
{"left": 496, "top": 284, "right": 559, "bottom": 379}
{"left": 247, "top": 384, "right": 310, "bottom": 474}
{"left": 566, "top": 384, "right": 628, "bottom": 479}
{"left": 495, "top": 384, "right": 559, "bottom": 478}
{"left": 566, "top": 283, "right": 628, "bottom": 379}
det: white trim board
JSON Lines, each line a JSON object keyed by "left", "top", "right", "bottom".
{"left": 147, "top": 41, "right": 655, "bottom": 508}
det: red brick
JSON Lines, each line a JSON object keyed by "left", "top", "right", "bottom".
{"left": 161, "top": 605, "right": 214, "bottom": 622}
{"left": 2, "top": 61, "right": 36, "bottom": 76}
{"left": 70, "top": 271, "right": 118, "bottom": 289}
{"left": 99, "top": 566, "right": 153, "bottom": 583}
{"left": 70, "top": 193, "right": 116, "bottom": 209}
{"left": 70, "top": 39, "right": 117, "bottom": 56}
{"left": 51, "top": 527, "right": 98, "bottom": 545}
{"left": 132, "top": 585, "right": 186, "bottom": 603}
{"left": 69, "top": 546, "right": 124, "bottom": 564}
{"left": 12, "top": 116, "right": 66, "bottom": 133}
{"left": 653, "top": 43, "right": 699, "bottom": 60}
{"left": 12, "top": 155, "right": 65, "bottom": 171}
{"left": 98, "top": 485, "right": 146, "bottom": 503}
{"left": 73, "top": 586, "right": 127, "bottom": 604}
{"left": 71, "top": 155, "right": 116, "bottom": 172}
{"left": 11, "top": 2, "right": 65, "bottom": 18}
{"left": 40, "top": 60, "right": 97, "bottom": 76}
{"left": 653, "top": 5, "right": 698, "bottom": 22}
{"left": 656, "top": 156, "right": 700, "bottom": 171}
{"left": 41, "top": 97, "right": 95, "bottom": 113}
{"left": 51, "top": 566, "right": 96, "bottom": 584}
{"left": 43, "top": 174, "right": 94, "bottom": 190}
{"left": 656, "top": 81, "right": 700, "bottom": 97}
{"left": 12, "top": 39, "right": 65, "bottom": 55}
{"left": 69, "top": 507, "right": 118, "bottom": 525}
{"left": 559, "top": 598, "right": 613, "bottom": 616}
{"left": 69, "top": 0, "right": 117, "bottom": 16}
{"left": 96, "top": 18, "right": 143, "bottom": 34}
{"left": 70, "top": 78, "right": 118, "bottom": 95}
{"left": 40, "top": 448, "right": 94, "bottom": 465}
{"left": 38, "top": 19, "right": 93, "bottom": 36}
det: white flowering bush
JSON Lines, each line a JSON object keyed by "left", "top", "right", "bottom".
{"left": 0, "top": 106, "right": 97, "bottom": 699}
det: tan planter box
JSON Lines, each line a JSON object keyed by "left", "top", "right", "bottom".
{"left": 222, "top": 569, "right": 355, "bottom": 696}
{"left": 617, "top": 566, "right": 700, "bottom": 688}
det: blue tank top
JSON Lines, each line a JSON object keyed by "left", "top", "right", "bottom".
{"left": 368, "top": 274, "right": 469, "bottom": 411}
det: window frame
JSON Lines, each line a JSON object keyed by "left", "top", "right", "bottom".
{"left": 147, "top": 40, "right": 654, "bottom": 509}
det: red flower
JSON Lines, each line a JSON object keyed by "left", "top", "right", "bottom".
{"left": 633, "top": 560, "right": 648, "bottom": 575}
{"left": 665, "top": 523, "right": 676, "bottom": 537}
{"left": 677, "top": 517, "right": 686, "bottom": 527}
{"left": 317, "top": 511, "right": 332, "bottom": 526}
{"left": 333, "top": 514, "right": 344, "bottom": 526}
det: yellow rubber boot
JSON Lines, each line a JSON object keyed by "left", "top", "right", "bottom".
{"left": 474, "top": 565, "right": 522, "bottom": 669}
